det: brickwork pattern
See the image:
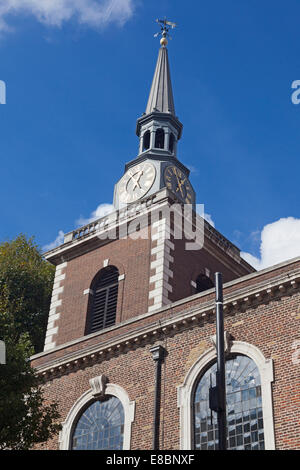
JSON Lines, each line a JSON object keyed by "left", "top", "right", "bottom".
{"left": 51, "top": 227, "right": 152, "bottom": 347}
{"left": 34, "top": 270, "right": 300, "bottom": 450}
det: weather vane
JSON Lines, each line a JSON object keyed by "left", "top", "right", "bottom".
{"left": 154, "top": 17, "right": 177, "bottom": 47}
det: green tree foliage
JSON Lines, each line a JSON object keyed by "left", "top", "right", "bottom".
{"left": 0, "top": 235, "right": 61, "bottom": 449}
{"left": 0, "top": 234, "right": 55, "bottom": 353}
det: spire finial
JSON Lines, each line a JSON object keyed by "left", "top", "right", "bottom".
{"left": 154, "top": 17, "right": 177, "bottom": 47}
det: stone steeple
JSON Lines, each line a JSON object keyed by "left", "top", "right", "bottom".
{"left": 113, "top": 21, "right": 195, "bottom": 210}
{"left": 145, "top": 45, "right": 175, "bottom": 116}
{"left": 135, "top": 40, "right": 183, "bottom": 158}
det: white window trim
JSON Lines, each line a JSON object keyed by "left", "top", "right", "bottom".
{"left": 59, "top": 380, "right": 135, "bottom": 450}
{"left": 177, "top": 341, "right": 275, "bottom": 450}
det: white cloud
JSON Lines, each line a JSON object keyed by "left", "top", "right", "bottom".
{"left": 43, "top": 202, "right": 114, "bottom": 251}
{"left": 186, "top": 164, "right": 198, "bottom": 175}
{"left": 43, "top": 229, "right": 65, "bottom": 251}
{"left": 195, "top": 205, "right": 215, "bottom": 228}
{"left": 203, "top": 213, "right": 215, "bottom": 228}
{"left": 0, "top": 0, "right": 135, "bottom": 33}
{"left": 241, "top": 217, "right": 300, "bottom": 270}
{"left": 76, "top": 202, "right": 114, "bottom": 226}
{"left": 44, "top": 211, "right": 300, "bottom": 274}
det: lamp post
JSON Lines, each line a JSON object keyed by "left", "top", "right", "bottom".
{"left": 209, "top": 273, "right": 227, "bottom": 450}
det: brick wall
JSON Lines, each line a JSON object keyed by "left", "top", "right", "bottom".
{"left": 52, "top": 226, "right": 152, "bottom": 347}
{"left": 46, "top": 216, "right": 254, "bottom": 350}
{"left": 33, "top": 260, "right": 300, "bottom": 450}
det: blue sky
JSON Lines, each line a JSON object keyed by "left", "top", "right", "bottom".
{"left": 1, "top": 0, "right": 300, "bottom": 269}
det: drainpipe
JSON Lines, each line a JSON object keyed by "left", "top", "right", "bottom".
{"left": 150, "top": 345, "right": 165, "bottom": 450}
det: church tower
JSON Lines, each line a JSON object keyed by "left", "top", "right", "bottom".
{"left": 31, "top": 21, "right": 300, "bottom": 452}
{"left": 114, "top": 25, "right": 195, "bottom": 209}
{"left": 41, "top": 23, "right": 254, "bottom": 352}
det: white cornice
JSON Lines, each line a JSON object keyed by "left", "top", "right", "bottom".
{"left": 32, "top": 263, "right": 300, "bottom": 377}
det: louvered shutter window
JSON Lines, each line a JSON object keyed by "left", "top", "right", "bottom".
{"left": 88, "top": 266, "right": 119, "bottom": 334}
{"left": 196, "top": 274, "right": 214, "bottom": 294}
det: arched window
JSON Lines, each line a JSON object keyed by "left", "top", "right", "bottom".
{"left": 169, "top": 133, "right": 175, "bottom": 153}
{"left": 193, "top": 354, "right": 265, "bottom": 450}
{"left": 71, "top": 396, "right": 124, "bottom": 450}
{"left": 60, "top": 380, "right": 135, "bottom": 450}
{"left": 143, "top": 130, "right": 150, "bottom": 151}
{"left": 196, "top": 274, "right": 214, "bottom": 293}
{"left": 86, "top": 266, "right": 119, "bottom": 334}
{"left": 155, "top": 128, "right": 165, "bottom": 149}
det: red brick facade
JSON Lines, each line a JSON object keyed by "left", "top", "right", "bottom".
{"left": 32, "top": 225, "right": 300, "bottom": 450}
{"left": 43, "top": 196, "right": 254, "bottom": 350}
{"left": 53, "top": 226, "right": 152, "bottom": 347}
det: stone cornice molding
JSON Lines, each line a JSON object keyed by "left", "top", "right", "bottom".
{"left": 43, "top": 188, "right": 245, "bottom": 269}
{"left": 33, "top": 267, "right": 300, "bottom": 378}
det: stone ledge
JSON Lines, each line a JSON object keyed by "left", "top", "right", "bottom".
{"left": 32, "top": 269, "right": 300, "bottom": 378}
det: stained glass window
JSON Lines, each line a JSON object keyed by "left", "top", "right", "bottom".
{"left": 194, "top": 355, "right": 265, "bottom": 450}
{"left": 72, "top": 396, "right": 124, "bottom": 450}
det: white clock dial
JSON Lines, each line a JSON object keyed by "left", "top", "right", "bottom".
{"left": 119, "top": 162, "right": 156, "bottom": 204}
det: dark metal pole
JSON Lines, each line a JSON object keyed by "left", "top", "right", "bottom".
{"left": 215, "top": 272, "right": 227, "bottom": 450}
{"left": 150, "top": 345, "right": 164, "bottom": 450}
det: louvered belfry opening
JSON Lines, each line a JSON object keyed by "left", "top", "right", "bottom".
{"left": 155, "top": 128, "right": 165, "bottom": 149}
{"left": 196, "top": 274, "right": 214, "bottom": 294}
{"left": 143, "top": 130, "right": 150, "bottom": 151}
{"left": 87, "top": 266, "right": 119, "bottom": 334}
{"left": 169, "top": 133, "right": 175, "bottom": 153}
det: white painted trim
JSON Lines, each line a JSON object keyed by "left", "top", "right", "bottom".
{"left": 177, "top": 341, "right": 275, "bottom": 450}
{"left": 59, "top": 381, "right": 135, "bottom": 450}
{"left": 50, "top": 299, "right": 62, "bottom": 309}
{"left": 103, "top": 259, "right": 109, "bottom": 267}
{"left": 151, "top": 231, "right": 173, "bottom": 242}
{"left": 151, "top": 244, "right": 170, "bottom": 255}
{"left": 149, "top": 272, "right": 170, "bottom": 284}
{"left": 148, "top": 218, "right": 174, "bottom": 311}
{"left": 44, "top": 342, "right": 56, "bottom": 351}
{"left": 44, "top": 326, "right": 58, "bottom": 337}
{"left": 44, "top": 262, "right": 67, "bottom": 352}
{"left": 83, "top": 289, "right": 94, "bottom": 296}
{"left": 54, "top": 273, "right": 66, "bottom": 283}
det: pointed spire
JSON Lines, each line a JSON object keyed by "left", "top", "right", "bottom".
{"left": 136, "top": 20, "right": 182, "bottom": 142}
{"left": 145, "top": 45, "right": 175, "bottom": 116}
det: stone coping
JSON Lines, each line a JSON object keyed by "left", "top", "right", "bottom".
{"left": 31, "top": 256, "right": 300, "bottom": 376}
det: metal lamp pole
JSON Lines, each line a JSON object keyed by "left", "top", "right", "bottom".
{"left": 215, "top": 272, "right": 227, "bottom": 450}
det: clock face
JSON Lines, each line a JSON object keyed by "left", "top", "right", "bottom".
{"left": 164, "top": 165, "right": 193, "bottom": 204}
{"left": 119, "top": 162, "right": 156, "bottom": 204}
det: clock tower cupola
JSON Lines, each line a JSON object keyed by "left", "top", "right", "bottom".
{"left": 113, "top": 19, "right": 195, "bottom": 209}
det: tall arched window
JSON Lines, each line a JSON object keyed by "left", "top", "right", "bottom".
{"left": 143, "top": 130, "right": 150, "bottom": 151}
{"left": 193, "top": 354, "right": 265, "bottom": 450}
{"left": 155, "top": 128, "right": 165, "bottom": 149}
{"left": 169, "top": 133, "right": 175, "bottom": 153}
{"left": 196, "top": 274, "right": 214, "bottom": 293}
{"left": 86, "top": 266, "right": 119, "bottom": 334}
{"left": 72, "top": 396, "right": 124, "bottom": 450}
